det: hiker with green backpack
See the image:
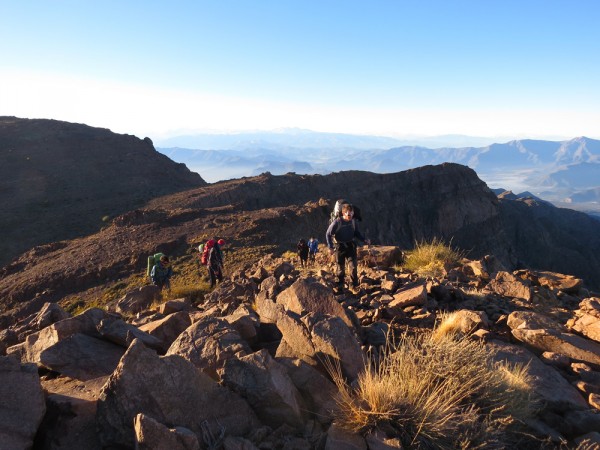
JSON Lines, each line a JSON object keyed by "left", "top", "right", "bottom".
{"left": 149, "top": 254, "right": 173, "bottom": 290}
{"left": 326, "top": 202, "right": 369, "bottom": 294}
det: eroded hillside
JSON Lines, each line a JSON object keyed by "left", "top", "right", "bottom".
{"left": 0, "top": 116, "right": 206, "bottom": 266}
{"left": 2, "top": 163, "right": 600, "bottom": 314}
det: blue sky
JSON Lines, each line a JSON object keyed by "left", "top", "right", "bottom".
{"left": 1, "top": 1, "right": 599, "bottom": 141}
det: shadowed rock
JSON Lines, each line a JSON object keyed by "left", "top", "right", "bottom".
{"left": 96, "top": 339, "right": 259, "bottom": 448}
{"left": 222, "top": 349, "right": 306, "bottom": 429}
{"left": 0, "top": 355, "right": 46, "bottom": 450}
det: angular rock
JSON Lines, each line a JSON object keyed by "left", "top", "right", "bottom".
{"left": 224, "top": 304, "right": 260, "bottom": 345}
{"left": 388, "top": 283, "right": 427, "bottom": 309}
{"left": 534, "top": 271, "right": 583, "bottom": 294}
{"left": 487, "top": 271, "right": 532, "bottom": 301}
{"left": 255, "top": 292, "right": 285, "bottom": 324}
{"left": 0, "top": 355, "right": 46, "bottom": 450}
{"left": 37, "top": 375, "right": 106, "bottom": 450}
{"left": 511, "top": 328, "right": 600, "bottom": 368}
{"left": 278, "top": 357, "right": 338, "bottom": 425}
{"left": 303, "top": 313, "right": 365, "bottom": 382}
{"left": 487, "top": 340, "right": 588, "bottom": 412}
{"left": 166, "top": 317, "right": 251, "bottom": 379}
{"left": 38, "top": 333, "right": 125, "bottom": 381}
{"left": 134, "top": 413, "right": 200, "bottom": 450}
{"left": 277, "top": 278, "right": 354, "bottom": 328}
{"left": 507, "top": 311, "right": 564, "bottom": 332}
{"left": 139, "top": 311, "right": 192, "bottom": 353}
{"left": 97, "top": 316, "right": 163, "bottom": 351}
{"left": 96, "top": 339, "right": 259, "bottom": 449}
{"left": 259, "top": 275, "right": 280, "bottom": 299}
{"left": 158, "top": 298, "right": 193, "bottom": 315}
{"left": 570, "top": 298, "right": 600, "bottom": 343}
{"left": 275, "top": 312, "right": 317, "bottom": 365}
{"left": 116, "top": 285, "right": 161, "bottom": 314}
{"left": 222, "top": 349, "right": 306, "bottom": 429}
{"left": 356, "top": 245, "right": 403, "bottom": 269}
{"left": 13, "top": 302, "right": 70, "bottom": 340}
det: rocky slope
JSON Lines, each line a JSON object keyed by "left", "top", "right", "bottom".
{"left": 2, "top": 249, "right": 600, "bottom": 448}
{"left": 0, "top": 116, "right": 206, "bottom": 267}
{"left": 2, "top": 163, "right": 600, "bottom": 314}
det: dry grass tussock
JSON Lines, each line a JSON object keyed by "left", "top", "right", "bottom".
{"left": 331, "top": 324, "right": 538, "bottom": 449}
{"left": 402, "top": 238, "right": 464, "bottom": 278}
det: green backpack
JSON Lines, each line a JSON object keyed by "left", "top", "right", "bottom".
{"left": 146, "top": 252, "right": 165, "bottom": 277}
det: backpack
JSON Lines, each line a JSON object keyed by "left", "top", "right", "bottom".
{"left": 200, "top": 240, "right": 215, "bottom": 265}
{"left": 330, "top": 199, "right": 362, "bottom": 224}
{"left": 146, "top": 252, "right": 165, "bottom": 277}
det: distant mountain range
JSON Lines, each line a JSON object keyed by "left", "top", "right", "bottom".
{"left": 157, "top": 132, "right": 600, "bottom": 217}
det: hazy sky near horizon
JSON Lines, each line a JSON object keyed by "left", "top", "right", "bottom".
{"left": 1, "top": 1, "right": 599, "bottom": 142}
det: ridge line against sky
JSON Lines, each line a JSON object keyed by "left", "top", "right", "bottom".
{"left": 1, "top": 1, "right": 599, "bottom": 142}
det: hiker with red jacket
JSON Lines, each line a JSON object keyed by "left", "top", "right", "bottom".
{"left": 326, "top": 203, "right": 369, "bottom": 294}
{"left": 207, "top": 238, "right": 225, "bottom": 288}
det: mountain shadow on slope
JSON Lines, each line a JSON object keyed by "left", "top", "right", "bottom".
{"left": 0, "top": 117, "right": 206, "bottom": 267}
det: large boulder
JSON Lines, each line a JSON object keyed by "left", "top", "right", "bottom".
{"left": 487, "top": 271, "right": 532, "bottom": 301}
{"left": 487, "top": 340, "right": 588, "bottom": 412}
{"left": 222, "top": 349, "right": 306, "bottom": 429}
{"left": 276, "top": 278, "right": 354, "bottom": 328}
{"left": 97, "top": 316, "right": 163, "bottom": 351}
{"left": 511, "top": 328, "right": 600, "bottom": 368}
{"left": 139, "top": 311, "right": 192, "bottom": 353}
{"left": 96, "top": 339, "right": 259, "bottom": 449}
{"left": 115, "top": 285, "right": 161, "bottom": 315}
{"left": 356, "top": 245, "right": 403, "bottom": 269}
{"left": 507, "top": 311, "right": 564, "bottom": 332}
{"left": 37, "top": 333, "right": 125, "bottom": 381}
{"left": 278, "top": 357, "right": 338, "bottom": 425}
{"left": 0, "top": 355, "right": 46, "bottom": 450}
{"left": 36, "top": 375, "right": 106, "bottom": 450}
{"left": 166, "top": 317, "right": 251, "bottom": 379}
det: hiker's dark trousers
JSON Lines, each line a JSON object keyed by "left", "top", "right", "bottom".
{"left": 208, "top": 265, "right": 223, "bottom": 288}
{"left": 335, "top": 242, "right": 358, "bottom": 287}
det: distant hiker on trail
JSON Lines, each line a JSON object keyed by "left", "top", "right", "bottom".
{"left": 297, "top": 238, "right": 309, "bottom": 268}
{"left": 150, "top": 255, "right": 173, "bottom": 291}
{"left": 208, "top": 238, "right": 225, "bottom": 288}
{"left": 326, "top": 203, "right": 370, "bottom": 294}
{"left": 308, "top": 236, "right": 319, "bottom": 265}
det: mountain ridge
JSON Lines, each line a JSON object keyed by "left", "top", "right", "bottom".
{"left": 0, "top": 116, "right": 206, "bottom": 267}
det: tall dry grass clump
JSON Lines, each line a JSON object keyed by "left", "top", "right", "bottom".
{"left": 331, "top": 325, "right": 538, "bottom": 449}
{"left": 402, "top": 238, "right": 464, "bottom": 278}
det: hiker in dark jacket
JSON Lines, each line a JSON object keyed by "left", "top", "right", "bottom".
{"left": 297, "top": 238, "right": 309, "bottom": 268}
{"left": 326, "top": 203, "right": 369, "bottom": 294}
{"left": 150, "top": 255, "right": 173, "bottom": 290}
{"left": 208, "top": 239, "right": 224, "bottom": 288}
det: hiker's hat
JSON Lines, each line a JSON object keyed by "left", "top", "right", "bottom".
{"left": 218, "top": 239, "right": 225, "bottom": 246}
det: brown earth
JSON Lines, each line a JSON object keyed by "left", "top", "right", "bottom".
{"left": 0, "top": 116, "right": 206, "bottom": 267}
{"left": 2, "top": 163, "right": 600, "bottom": 314}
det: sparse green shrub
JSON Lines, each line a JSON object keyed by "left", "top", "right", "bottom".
{"left": 402, "top": 238, "right": 463, "bottom": 278}
{"left": 331, "top": 328, "right": 537, "bottom": 449}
